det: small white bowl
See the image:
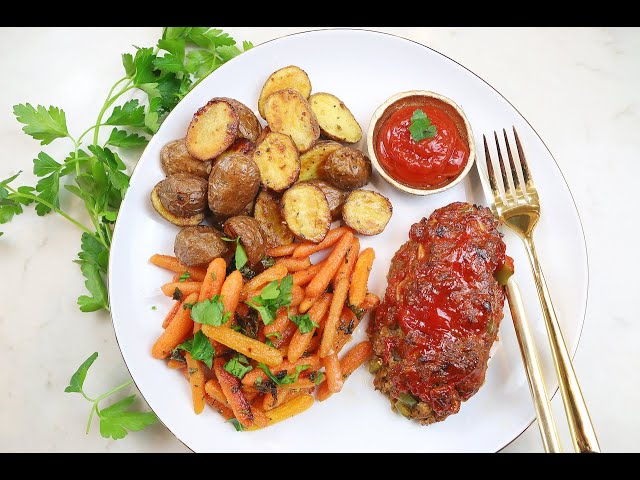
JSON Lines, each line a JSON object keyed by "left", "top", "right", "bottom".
{"left": 367, "top": 90, "right": 476, "bottom": 196}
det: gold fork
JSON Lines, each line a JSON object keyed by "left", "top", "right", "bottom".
{"left": 483, "top": 128, "right": 600, "bottom": 453}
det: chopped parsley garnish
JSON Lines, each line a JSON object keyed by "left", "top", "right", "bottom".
{"left": 247, "top": 275, "right": 293, "bottom": 325}
{"left": 257, "top": 362, "right": 310, "bottom": 386}
{"left": 190, "top": 295, "right": 230, "bottom": 326}
{"left": 409, "top": 109, "right": 437, "bottom": 142}
{"left": 224, "top": 354, "right": 253, "bottom": 380}
{"left": 222, "top": 236, "right": 248, "bottom": 270}
{"left": 289, "top": 313, "right": 319, "bottom": 335}
{"left": 178, "top": 271, "right": 191, "bottom": 282}
{"left": 175, "top": 330, "right": 215, "bottom": 368}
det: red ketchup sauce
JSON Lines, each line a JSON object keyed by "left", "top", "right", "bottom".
{"left": 375, "top": 103, "right": 469, "bottom": 189}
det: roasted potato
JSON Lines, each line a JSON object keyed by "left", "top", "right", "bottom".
{"left": 281, "top": 183, "right": 331, "bottom": 243}
{"left": 252, "top": 132, "right": 300, "bottom": 192}
{"left": 150, "top": 185, "right": 204, "bottom": 227}
{"left": 208, "top": 152, "right": 260, "bottom": 218}
{"left": 174, "top": 226, "right": 228, "bottom": 267}
{"left": 264, "top": 89, "right": 320, "bottom": 153}
{"left": 306, "top": 180, "right": 348, "bottom": 220}
{"left": 223, "top": 216, "right": 266, "bottom": 267}
{"left": 298, "top": 141, "right": 341, "bottom": 182}
{"left": 186, "top": 98, "right": 261, "bottom": 161}
{"left": 253, "top": 190, "right": 294, "bottom": 248}
{"left": 161, "top": 139, "right": 211, "bottom": 178}
{"left": 156, "top": 173, "right": 208, "bottom": 217}
{"left": 309, "top": 93, "right": 362, "bottom": 143}
{"left": 342, "top": 190, "right": 392, "bottom": 236}
{"left": 321, "top": 146, "right": 372, "bottom": 191}
{"left": 258, "top": 66, "right": 312, "bottom": 119}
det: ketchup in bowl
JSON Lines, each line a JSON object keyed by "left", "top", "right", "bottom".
{"left": 369, "top": 92, "right": 474, "bottom": 194}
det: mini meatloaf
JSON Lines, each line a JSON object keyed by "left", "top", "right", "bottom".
{"left": 369, "top": 202, "right": 510, "bottom": 424}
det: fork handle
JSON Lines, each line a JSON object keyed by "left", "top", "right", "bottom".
{"left": 523, "top": 237, "right": 601, "bottom": 453}
{"left": 506, "top": 278, "right": 562, "bottom": 452}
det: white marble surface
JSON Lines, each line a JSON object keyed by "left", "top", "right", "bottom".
{"left": 0, "top": 27, "right": 637, "bottom": 453}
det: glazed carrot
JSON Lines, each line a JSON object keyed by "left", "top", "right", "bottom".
{"left": 275, "top": 256, "right": 311, "bottom": 272}
{"left": 213, "top": 358, "right": 254, "bottom": 428}
{"left": 361, "top": 292, "right": 381, "bottom": 310}
{"left": 198, "top": 258, "right": 227, "bottom": 302}
{"left": 149, "top": 254, "right": 207, "bottom": 281}
{"left": 305, "top": 231, "right": 354, "bottom": 299}
{"left": 167, "top": 359, "right": 185, "bottom": 370}
{"left": 205, "top": 394, "right": 235, "bottom": 420}
{"left": 288, "top": 292, "right": 332, "bottom": 363}
{"left": 172, "top": 273, "right": 195, "bottom": 282}
{"left": 204, "top": 379, "right": 228, "bottom": 405}
{"left": 243, "top": 388, "right": 261, "bottom": 404}
{"left": 252, "top": 405, "right": 270, "bottom": 428}
{"left": 333, "top": 307, "right": 361, "bottom": 354}
{"left": 324, "top": 353, "right": 344, "bottom": 393}
{"left": 162, "top": 301, "right": 181, "bottom": 329}
{"left": 242, "top": 264, "right": 288, "bottom": 297}
{"left": 263, "top": 394, "right": 314, "bottom": 426}
{"left": 264, "top": 307, "right": 294, "bottom": 338}
{"left": 262, "top": 387, "right": 287, "bottom": 410}
{"left": 298, "top": 296, "right": 318, "bottom": 314}
{"left": 220, "top": 270, "right": 243, "bottom": 326}
{"left": 292, "top": 227, "right": 352, "bottom": 258}
{"left": 320, "top": 238, "right": 359, "bottom": 357}
{"left": 292, "top": 260, "right": 326, "bottom": 286}
{"left": 348, "top": 248, "right": 375, "bottom": 307}
{"left": 161, "top": 281, "right": 202, "bottom": 297}
{"left": 202, "top": 325, "right": 283, "bottom": 366}
{"left": 317, "top": 341, "right": 372, "bottom": 401}
{"left": 290, "top": 285, "right": 305, "bottom": 307}
{"left": 280, "top": 378, "right": 317, "bottom": 390}
{"left": 241, "top": 355, "right": 321, "bottom": 386}
{"left": 152, "top": 292, "right": 198, "bottom": 359}
{"left": 306, "top": 334, "right": 321, "bottom": 354}
{"left": 185, "top": 352, "right": 206, "bottom": 414}
{"left": 266, "top": 244, "right": 297, "bottom": 257}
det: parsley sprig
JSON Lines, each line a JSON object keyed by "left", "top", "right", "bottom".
{"left": 247, "top": 275, "right": 294, "bottom": 325}
{"left": 0, "top": 27, "right": 252, "bottom": 313}
{"left": 64, "top": 352, "right": 158, "bottom": 440}
{"left": 257, "top": 363, "right": 310, "bottom": 386}
{"left": 409, "top": 109, "right": 437, "bottom": 142}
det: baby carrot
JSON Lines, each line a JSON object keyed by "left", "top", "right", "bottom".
{"left": 152, "top": 292, "right": 197, "bottom": 359}
{"left": 348, "top": 248, "right": 375, "bottom": 307}
{"left": 305, "top": 231, "right": 354, "bottom": 299}
{"left": 292, "top": 227, "right": 352, "bottom": 259}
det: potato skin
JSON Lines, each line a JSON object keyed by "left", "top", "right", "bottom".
{"left": 156, "top": 173, "right": 208, "bottom": 217}
{"left": 253, "top": 190, "right": 294, "bottom": 248}
{"left": 264, "top": 88, "right": 320, "bottom": 153}
{"left": 151, "top": 185, "right": 204, "bottom": 227}
{"left": 258, "top": 66, "right": 312, "bottom": 119}
{"left": 321, "top": 147, "right": 372, "bottom": 191}
{"left": 208, "top": 152, "right": 260, "bottom": 218}
{"left": 306, "top": 180, "right": 348, "bottom": 220}
{"left": 221, "top": 98, "right": 262, "bottom": 143}
{"left": 298, "top": 140, "right": 342, "bottom": 182}
{"left": 342, "top": 189, "right": 393, "bottom": 236}
{"left": 161, "top": 139, "right": 211, "bottom": 178}
{"left": 223, "top": 216, "right": 266, "bottom": 267}
{"left": 174, "top": 226, "right": 228, "bottom": 267}
{"left": 281, "top": 183, "right": 331, "bottom": 243}
{"left": 309, "top": 93, "right": 363, "bottom": 143}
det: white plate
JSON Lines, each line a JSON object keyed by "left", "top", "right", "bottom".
{"left": 109, "top": 30, "right": 588, "bottom": 453}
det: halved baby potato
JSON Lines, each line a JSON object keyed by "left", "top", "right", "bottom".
{"left": 151, "top": 184, "right": 204, "bottom": 227}
{"left": 160, "top": 139, "right": 211, "bottom": 178}
{"left": 252, "top": 132, "right": 300, "bottom": 192}
{"left": 306, "top": 180, "right": 348, "bottom": 220}
{"left": 186, "top": 98, "right": 261, "bottom": 161}
{"left": 342, "top": 189, "right": 392, "bottom": 236}
{"left": 298, "top": 140, "right": 342, "bottom": 182}
{"left": 309, "top": 93, "right": 362, "bottom": 143}
{"left": 264, "top": 89, "right": 320, "bottom": 153}
{"left": 254, "top": 190, "right": 294, "bottom": 248}
{"left": 258, "top": 65, "right": 312, "bottom": 119}
{"left": 281, "top": 183, "right": 331, "bottom": 243}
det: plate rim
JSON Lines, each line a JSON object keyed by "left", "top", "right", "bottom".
{"left": 107, "top": 28, "right": 589, "bottom": 453}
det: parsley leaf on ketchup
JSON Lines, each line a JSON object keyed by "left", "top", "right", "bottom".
{"left": 409, "top": 109, "right": 437, "bottom": 142}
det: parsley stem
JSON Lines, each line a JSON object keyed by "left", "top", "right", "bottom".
{"left": 92, "top": 79, "right": 134, "bottom": 146}
{"left": 86, "top": 403, "right": 97, "bottom": 434}
{"left": 6, "top": 187, "right": 107, "bottom": 249}
{"left": 94, "top": 380, "right": 134, "bottom": 407}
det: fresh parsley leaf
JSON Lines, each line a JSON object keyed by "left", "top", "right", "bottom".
{"left": 77, "top": 231, "right": 108, "bottom": 273}
{"left": 151, "top": 305, "right": 157, "bottom": 310}
{"left": 182, "top": 302, "right": 195, "bottom": 310}
{"left": 227, "top": 418, "right": 244, "bottom": 432}
{"left": 105, "top": 99, "right": 146, "bottom": 127}
{"left": 176, "top": 331, "right": 215, "bottom": 368}
{"left": 77, "top": 262, "right": 109, "bottom": 312}
{"left": 409, "top": 109, "right": 437, "bottom": 142}
{"left": 222, "top": 236, "right": 248, "bottom": 270}
{"left": 98, "top": 394, "right": 158, "bottom": 440}
{"left": 33, "top": 152, "right": 61, "bottom": 177}
{"left": 217, "top": 45, "right": 242, "bottom": 62}
{"left": 13, "top": 104, "right": 69, "bottom": 145}
{"left": 314, "top": 371, "right": 325, "bottom": 385}
{"left": 224, "top": 354, "right": 253, "bottom": 379}
{"left": 247, "top": 275, "right": 293, "bottom": 326}
{"left": 106, "top": 128, "right": 149, "bottom": 148}
{"left": 257, "top": 363, "right": 310, "bottom": 386}
{"left": 290, "top": 313, "right": 319, "bottom": 335}
{"left": 122, "top": 53, "right": 135, "bottom": 77}
{"left": 179, "top": 271, "right": 191, "bottom": 282}
{"left": 34, "top": 169, "right": 60, "bottom": 215}
{"left": 261, "top": 256, "right": 275, "bottom": 269}
{"left": 190, "top": 296, "right": 230, "bottom": 326}
{"left": 265, "top": 338, "right": 274, "bottom": 348}
{"left": 185, "top": 49, "right": 217, "bottom": 78}
{"left": 64, "top": 352, "right": 98, "bottom": 393}
{"left": 154, "top": 38, "right": 187, "bottom": 74}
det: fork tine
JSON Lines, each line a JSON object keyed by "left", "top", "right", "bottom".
{"left": 483, "top": 135, "right": 500, "bottom": 200}
{"left": 503, "top": 128, "right": 522, "bottom": 193}
{"left": 493, "top": 131, "right": 512, "bottom": 197}
{"left": 513, "top": 126, "right": 533, "bottom": 186}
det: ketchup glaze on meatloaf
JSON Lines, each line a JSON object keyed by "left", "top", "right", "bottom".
{"left": 370, "top": 202, "right": 510, "bottom": 424}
